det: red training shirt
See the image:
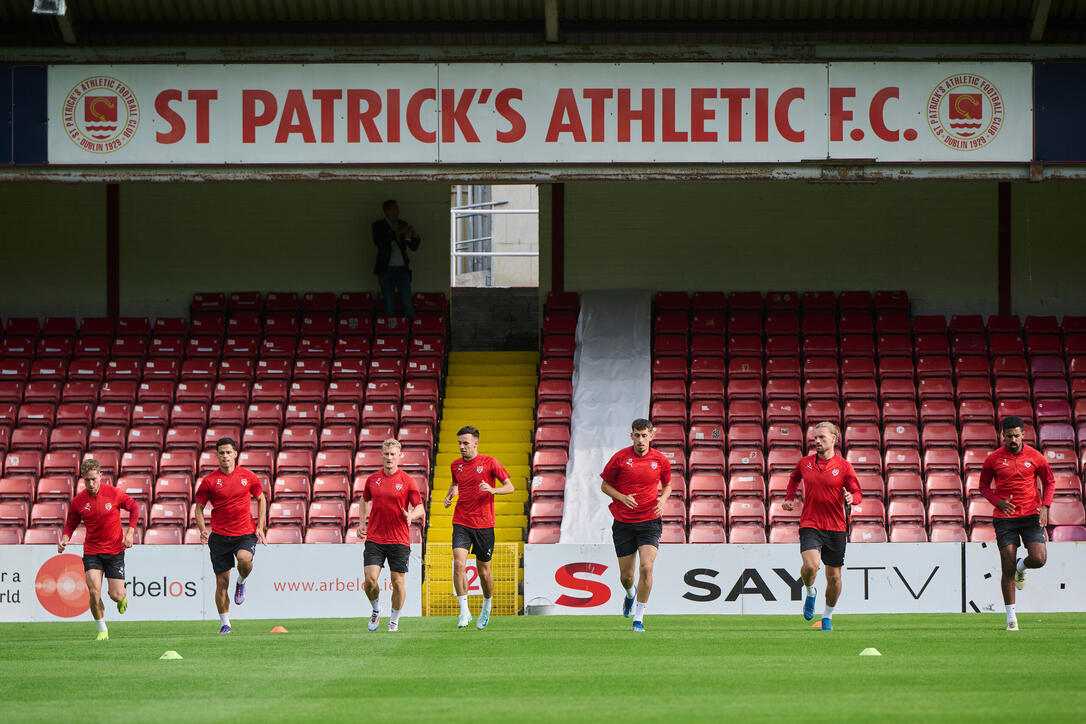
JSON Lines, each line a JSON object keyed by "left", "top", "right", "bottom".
{"left": 363, "top": 469, "right": 423, "bottom": 546}
{"left": 450, "top": 454, "right": 511, "bottom": 529}
{"left": 601, "top": 446, "right": 673, "bottom": 524}
{"left": 786, "top": 453, "right": 863, "bottom": 532}
{"left": 62, "top": 484, "right": 139, "bottom": 555}
{"left": 978, "top": 444, "right": 1055, "bottom": 519}
{"left": 194, "top": 465, "right": 263, "bottom": 536}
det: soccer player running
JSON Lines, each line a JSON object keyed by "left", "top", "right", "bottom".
{"left": 782, "top": 421, "right": 862, "bottom": 631}
{"left": 194, "top": 437, "right": 267, "bottom": 634}
{"left": 978, "top": 415, "right": 1055, "bottom": 631}
{"left": 358, "top": 438, "right": 425, "bottom": 632}
{"left": 443, "top": 425, "right": 514, "bottom": 630}
{"left": 600, "top": 418, "right": 672, "bottom": 633}
{"left": 58, "top": 458, "right": 139, "bottom": 640}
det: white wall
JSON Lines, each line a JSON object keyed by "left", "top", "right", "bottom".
{"left": 0, "top": 184, "right": 107, "bottom": 319}
{"left": 555, "top": 181, "right": 1004, "bottom": 316}
{"left": 1011, "top": 182, "right": 1086, "bottom": 317}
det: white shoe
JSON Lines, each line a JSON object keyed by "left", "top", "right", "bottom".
{"left": 387, "top": 620, "right": 399, "bottom": 632}
{"left": 477, "top": 605, "right": 491, "bottom": 630}
{"left": 1006, "top": 619, "right": 1019, "bottom": 631}
{"left": 367, "top": 607, "right": 380, "bottom": 632}
{"left": 457, "top": 611, "right": 472, "bottom": 628}
{"left": 1014, "top": 560, "right": 1026, "bottom": 591}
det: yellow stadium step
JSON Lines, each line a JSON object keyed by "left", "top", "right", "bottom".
{"left": 450, "top": 351, "right": 538, "bottom": 364}
{"left": 446, "top": 369, "right": 537, "bottom": 384}
{"left": 429, "top": 501, "right": 526, "bottom": 518}
{"left": 438, "top": 429, "right": 531, "bottom": 444}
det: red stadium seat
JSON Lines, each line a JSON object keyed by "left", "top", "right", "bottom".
{"left": 305, "top": 526, "right": 344, "bottom": 544}
{"left": 265, "top": 526, "right": 303, "bottom": 544}
{"left": 687, "top": 522, "right": 726, "bottom": 543}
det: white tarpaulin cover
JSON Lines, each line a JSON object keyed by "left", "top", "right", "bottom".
{"left": 560, "top": 290, "right": 653, "bottom": 543}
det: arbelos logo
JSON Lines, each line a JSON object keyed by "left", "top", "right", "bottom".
{"left": 927, "top": 73, "right": 1005, "bottom": 151}
{"left": 61, "top": 76, "right": 140, "bottom": 154}
{"left": 35, "top": 554, "right": 89, "bottom": 618}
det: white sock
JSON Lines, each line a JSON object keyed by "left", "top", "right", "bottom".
{"left": 805, "top": 584, "right": 816, "bottom": 597}
{"left": 220, "top": 613, "right": 230, "bottom": 626}
{"left": 482, "top": 596, "right": 493, "bottom": 610}
{"left": 625, "top": 585, "right": 636, "bottom": 598}
{"left": 633, "top": 601, "right": 647, "bottom": 623}
{"left": 1006, "top": 604, "right": 1016, "bottom": 622}
{"left": 823, "top": 605, "right": 835, "bottom": 620}
{"left": 237, "top": 574, "right": 248, "bottom": 584}
{"left": 1016, "top": 559, "right": 1026, "bottom": 574}
{"left": 390, "top": 608, "right": 401, "bottom": 624}
{"left": 96, "top": 618, "right": 107, "bottom": 632}
{"left": 457, "top": 595, "right": 469, "bottom": 615}
{"left": 369, "top": 597, "right": 380, "bottom": 612}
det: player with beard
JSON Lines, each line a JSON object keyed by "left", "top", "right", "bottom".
{"left": 979, "top": 415, "right": 1055, "bottom": 631}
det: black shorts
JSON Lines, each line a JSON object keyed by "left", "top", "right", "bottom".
{"left": 452, "top": 524, "right": 495, "bottom": 563}
{"left": 83, "top": 552, "right": 125, "bottom": 580}
{"left": 363, "top": 541, "right": 411, "bottom": 573}
{"left": 612, "top": 518, "right": 663, "bottom": 558}
{"left": 208, "top": 533, "right": 257, "bottom": 575}
{"left": 799, "top": 527, "right": 847, "bottom": 568}
{"left": 993, "top": 514, "right": 1047, "bottom": 549}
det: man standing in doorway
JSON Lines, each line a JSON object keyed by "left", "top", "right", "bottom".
{"left": 194, "top": 437, "right": 267, "bottom": 634}
{"left": 600, "top": 418, "right": 672, "bottom": 633}
{"left": 443, "top": 426, "right": 514, "bottom": 630}
{"left": 358, "top": 438, "right": 425, "bottom": 632}
{"left": 372, "top": 198, "right": 421, "bottom": 320}
{"left": 979, "top": 415, "right": 1055, "bottom": 631}
{"left": 59, "top": 458, "right": 139, "bottom": 640}
{"left": 782, "top": 421, "right": 862, "bottom": 631}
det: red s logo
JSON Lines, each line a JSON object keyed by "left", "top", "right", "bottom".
{"left": 554, "top": 562, "right": 612, "bottom": 608}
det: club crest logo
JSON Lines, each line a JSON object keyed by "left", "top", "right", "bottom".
{"left": 395, "top": 483, "right": 403, "bottom": 491}
{"left": 927, "top": 73, "right": 1004, "bottom": 151}
{"left": 476, "top": 466, "right": 484, "bottom": 474}
{"left": 1024, "top": 461, "right": 1032, "bottom": 468}
{"left": 62, "top": 76, "right": 141, "bottom": 154}
{"left": 651, "top": 461, "right": 658, "bottom": 470}
{"left": 832, "top": 469, "right": 840, "bottom": 476}
{"left": 104, "top": 502, "right": 112, "bottom": 511}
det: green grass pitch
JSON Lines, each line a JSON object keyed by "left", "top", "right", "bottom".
{"left": 1, "top": 614, "right": 1083, "bottom": 722}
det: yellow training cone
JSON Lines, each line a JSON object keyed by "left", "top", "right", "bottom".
{"left": 159, "top": 650, "right": 183, "bottom": 660}
{"left": 859, "top": 648, "right": 882, "bottom": 656}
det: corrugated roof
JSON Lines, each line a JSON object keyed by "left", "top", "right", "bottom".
{"left": 1, "top": 0, "right": 1083, "bottom": 46}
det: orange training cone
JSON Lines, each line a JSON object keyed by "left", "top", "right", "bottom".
{"left": 270, "top": 626, "right": 289, "bottom": 633}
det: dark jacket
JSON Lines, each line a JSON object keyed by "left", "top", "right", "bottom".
{"left": 371, "top": 217, "right": 421, "bottom": 274}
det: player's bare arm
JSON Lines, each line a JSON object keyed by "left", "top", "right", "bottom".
{"left": 601, "top": 481, "right": 636, "bottom": 509}
{"left": 123, "top": 527, "right": 135, "bottom": 549}
{"left": 405, "top": 504, "right": 425, "bottom": 524}
{"left": 357, "top": 498, "right": 372, "bottom": 539}
{"left": 1038, "top": 504, "right": 1049, "bottom": 527}
{"left": 57, "top": 534, "right": 69, "bottom": 553}
{"left": 996, "top": 497, "right": 1016, "bottom": 515}
{"left": 443, "top": 484, "right": 458, "bottom": 508}
{"left": 254, "top": 493, "right": 268, "bottom": 544}
{"left": 654, "top": 482, "right": 672, "bottom": 516}
{"left": 194, "top": 505, "right": 210, "bottom": 544}
{"left": 480, "top": 477, "right": 514, "bottom": 495}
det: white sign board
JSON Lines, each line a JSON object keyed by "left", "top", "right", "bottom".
{"left": 524, "top": 542, "right": 1086, "bottom": 615}
{"left": 47, "top": 63, "right": 1032, "bottom": 164}
{"left": 0, "top": 544, "right": 422, "bottom": 622}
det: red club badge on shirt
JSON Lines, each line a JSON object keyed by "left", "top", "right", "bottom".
{"left": 395, "top": 483, "right": 403, "bottom": 491}
{"left": 651, "top": 461, "right": 658, "bottom": 470}
{"left": 476, "top": 466, "right": 484, "bottom": 474}
{"left": 104, "top": 502, "right": 112, "bottom": 511}
{"left": 832, "top": 469, "right": 840, "bottom": 476}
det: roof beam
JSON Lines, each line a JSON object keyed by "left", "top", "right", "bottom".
{"left": 1030, "top": 0, "right": 1052, "bottom": 42}
{"left": 544, "top": 0, "right": 559, "bottom": 43}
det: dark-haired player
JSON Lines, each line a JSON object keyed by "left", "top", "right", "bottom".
{"left": 194, "top": 437, "right": 267, "bottom": 634}
{"left": 443, "top": 425, "right": 513, "bottom": 630}
{"left": 600, "top": 418, "right": 672, "bottom": 633}
{"left": 783, "top": 421, "right": 862, "bottom": 631}
{"left": 59, "top": 458, "right": 139, "bottom": 640}
{"left": 358, "top": 438, "right": 425, "bottom": 632}
{"left": 979, "top": 415, "right": 1055, "bottom": 631}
